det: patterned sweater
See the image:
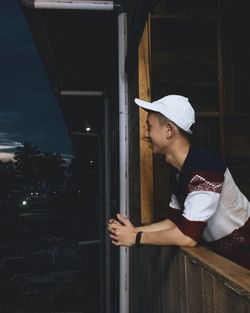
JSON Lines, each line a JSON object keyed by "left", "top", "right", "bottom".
{"left": 167, "top": 146, "right": 250, "bottom": 243}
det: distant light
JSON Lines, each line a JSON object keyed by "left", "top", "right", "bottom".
{"left": 85, "top": 127, "right": 91, "bottom": 132}
{"left": 90, "top": 160, "right": 93, "bottom": 164}
{"left": 22, "top": 200, "right": 27, "bottom": 206}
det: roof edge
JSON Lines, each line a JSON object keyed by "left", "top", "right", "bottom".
{"left": 19, "top": 0, "right": 118, "bottom": 13}
{"left": 20, "top": 0, "right": 35, "bottom": 8}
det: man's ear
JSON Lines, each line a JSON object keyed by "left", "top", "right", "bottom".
{"left": 165, "top": 122, "right": 175, "bottom": 138}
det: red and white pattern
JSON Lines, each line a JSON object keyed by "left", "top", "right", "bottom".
{"left": 167, "top": 146, "right": 250, "bottom": 269}
{"left": 188, "top": 173, "right": 223, "bottom": 194}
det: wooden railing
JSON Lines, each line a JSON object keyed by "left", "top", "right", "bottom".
{"left": 130, "top": 244, "right": 249, "bottom": 313}
{"left": 164, "top": 246, "right": 250, "bottom": 313}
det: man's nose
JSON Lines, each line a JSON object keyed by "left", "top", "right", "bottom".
{"left": 145, "top": 128, "right": 149, "bottom": 138}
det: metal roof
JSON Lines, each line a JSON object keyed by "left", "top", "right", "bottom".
{"left": 20, "top": 1, "right": 118, "bottom": 145}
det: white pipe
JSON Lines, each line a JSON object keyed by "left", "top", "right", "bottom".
{"left": 33, "top": 0, "right": 114, "bottom": 10}
{"left": 60, "top": 90, "right": 105, "bottom": 96}
{"left": 104, "top": 96, "right": 111, "bottom": 313}
{"left": 118, "top": 12, "right": 129, "bottom": 313}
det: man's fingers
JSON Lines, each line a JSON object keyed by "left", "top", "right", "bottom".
{"left": 109, "top": 215, "right": 131, "bottom": 228}
{"left": 108, "top": 223, "right": 121, "bottom": 231}
{"left": 110, "top": 233, "right": 120, "bottom": 245}
{"left": 116, "top": 213, "right": 131, "bottom": 226}
{"left": 117, "top": 213, "right": 126, "bottom": 220}
{"left": 107, "top": 226, "right": 113, "bottom": 233}
{"left": 108, "top": 223, "right": 121, "bottom": 235}
{"left": 108, "top": 218, "right": 122, "bottom": 226}
{"left": 108, "top": 225, "right": 118, "bottom": 235}
{"left": 108, "top": 218, "right": 117, "bottom": 225}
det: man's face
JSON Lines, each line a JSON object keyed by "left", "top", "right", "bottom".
{"left": 145, "top": 113, "right": 167, "bottom": 154}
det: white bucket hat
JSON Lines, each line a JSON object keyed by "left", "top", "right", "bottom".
{"left": 135, "top": 95, "right": 195, "bottom": 134}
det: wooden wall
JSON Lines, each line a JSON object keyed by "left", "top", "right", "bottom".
{"left": 127, "top": 2, "right": 250, "bottom": 313}
{"left": 150, "top": 0, "right": 250, "bottom": 203}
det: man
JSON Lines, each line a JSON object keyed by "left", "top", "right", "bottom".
{"left": 108, "top": 95, "right": 250, "bottom": 269}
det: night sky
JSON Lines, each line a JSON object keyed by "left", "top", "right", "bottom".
{"left": 0, "top": 0, "right": 73, "bottom": 161}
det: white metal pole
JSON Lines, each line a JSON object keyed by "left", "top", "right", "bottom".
{"left": 118, "top": 11, "right": 129, "bottom": 313}
{"left": 33, "top": 0, "right": 114, "bottom": 10}
{"left": 104, "top": 96, "right": 111, "bottom": 313}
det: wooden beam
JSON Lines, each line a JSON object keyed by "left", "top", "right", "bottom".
{"left": 138, "top": 19, "right": 153, "bottom": 224}
{"left": 182, "top": 246, "right": 250, "bottom": 297}
{"left": 217, "top": 17, "right": 225, "bottom": 160}
{"left": 126, "top": 0, "right": 156, "bottom": 73}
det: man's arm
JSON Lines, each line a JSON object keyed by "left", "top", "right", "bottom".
{"left": 109, "top": 214, "right": 176, "bottom": 234}
{"left": 136, "top": 218, "right": 177, "bottom": 232}
{"left": 108, "top": 215, "right": 197, "bottom": 248}
{"left": 140, "top": 227, "right": 197, "bottom": 247}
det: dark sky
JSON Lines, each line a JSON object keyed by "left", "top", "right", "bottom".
{"left": 0, "top": 0, "right": 73, "bottom": 160}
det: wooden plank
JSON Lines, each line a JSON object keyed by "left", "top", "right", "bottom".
{"left": 179, "top": 252, "right": 188, "bottom": 313}
{"left": 138, "top": 18, "right": 153, "bottom": 225}
{"left": 161, "top": 247, "right": 180, "bottom": 313}
{"left": 202, "top": 269, "right": 215, "bottom": 313}
{"left": 182, "top": 246, "right": 250, "bottom": 298}
{"left": 167, "top": 249, "right": 180, "bottom": 313}
{"left": 244, "top": 297, "right": 250, "bottom": 313}
{"left": 157, "top": 248, "right": 249, "bottom": 313}
{"left": 214, "top": 279, "right": 246, "bottom": 313}
{"left": 186, "top": 257, "right": 203, "bottom": 313}
{"left": 216, "top": 18, "right": 225, "bottom": 160}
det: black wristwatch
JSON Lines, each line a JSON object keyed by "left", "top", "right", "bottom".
{"left": 135, "top": 231, "right": 143, "bottom": 247}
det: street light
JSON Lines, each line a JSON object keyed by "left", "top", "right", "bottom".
{"left": 22, "top": 200, "right": 27, "bottom": 206}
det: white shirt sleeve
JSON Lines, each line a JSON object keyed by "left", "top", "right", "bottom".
{"left": 169, "top": 194, "right": 182, "bottom": 211}
{"left": 183, "top": 191, "right": 220, "bottom": 222}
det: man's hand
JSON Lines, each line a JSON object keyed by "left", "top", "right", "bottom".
{"left": 108, "top": 214, "right": 137, "bottom": 247}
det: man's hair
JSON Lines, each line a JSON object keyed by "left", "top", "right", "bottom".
{"left": 149, "top": 111, "right": 192, "bottom": 138}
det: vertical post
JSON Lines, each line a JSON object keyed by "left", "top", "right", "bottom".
{"left": 118, "top": 11, "right": 129, "bottom": 313}
{"left": 98, "top": 133, "right": 104, "bottom": 313}
{"left": 217, "top": 4, "right": 225, "bottom": 160}
{"left": 104, "top": 96, "right": 111, "bottom": 313}
{"left": 138, "top": 18, "right": 153, "bottom": 224}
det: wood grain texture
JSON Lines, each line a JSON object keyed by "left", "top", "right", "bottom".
{"left": 186, "top": 257, "right": 203, "bottom": 313}
{"left": 138, "top": 19, "right": 154, "bottom": 225}
{"left": 214, "top": 280, "right": 246, "bottom": 313}
{"left": 202, "top": 269, "right": 215, "bottom": 313}
{"left": 182, "top": 246, "right": 250, "bottom": 297}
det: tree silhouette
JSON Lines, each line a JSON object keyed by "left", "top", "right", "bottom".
{"left": 40, "top": 152, "right": 66, "bottom": 191}
{"left": 13, "top": 143, "right": 67, "bottom": 193}
{"left": 14, "top": 142, "right": 43, "bottom": 190}
{"left": 0, "top": 160, "right": 16, "bottom": 199}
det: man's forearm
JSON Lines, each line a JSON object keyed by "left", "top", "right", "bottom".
{"left": 140, "top": 226, "right": 197, "bottom": 247}
{"left": 135, "top": 218, "right": 176, "bottom": 233}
